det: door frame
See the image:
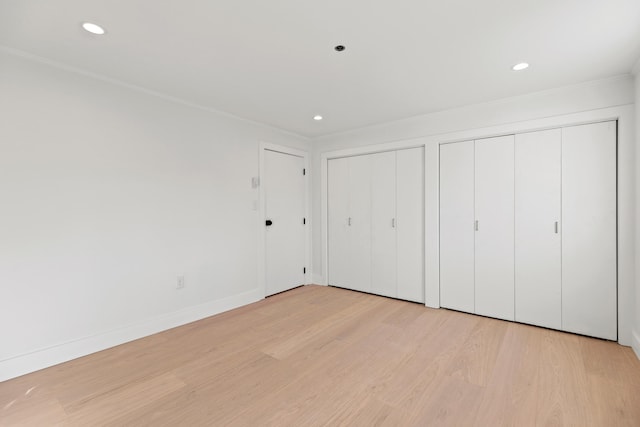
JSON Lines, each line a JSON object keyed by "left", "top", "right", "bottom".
{"left": 259, "top": 142, "right": 311, "bottom": 298}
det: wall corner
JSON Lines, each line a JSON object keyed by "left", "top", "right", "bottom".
{"left": 634, "top": 65, "right": 640, "bottom": 358}
{"left": 633, "top": 330, "right": 640, "bottom": 360}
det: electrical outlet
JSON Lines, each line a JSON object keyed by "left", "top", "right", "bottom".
{"left": 176, "top": 275, "right": 185, "bottom": 290}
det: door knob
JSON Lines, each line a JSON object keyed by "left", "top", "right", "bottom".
{"left": 265, "top": 220, "right": 273, "bottom": 226}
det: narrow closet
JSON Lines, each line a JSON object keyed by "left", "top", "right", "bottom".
{"left": 328, "top": 147, "right": 424, "bottom": 303}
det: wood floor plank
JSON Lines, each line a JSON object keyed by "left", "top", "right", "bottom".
{"left": 0, "top": 389, "right": 67, "bottom": 427}
{"left": 585, "top": 372, "right": 640, "bottom": 427}
{"left": 411, "top": 376, "right": 485, "bottom": 426}
{"left": 376, "top": 309, "right": 480, "bottom": 412}
{"left": 444, "top": 316, "right": 509, "bottom": 386}
{"left": 111, "top": 352, "right": 285, "bottom": 427}
{"left": 535, "top": 331, "right": 592, "bottom": 426}
{"left": 474, "top": 323, "right": 543, "bottom": 426}
{"left": 328, "top": 396, "right": 397, "bottom": 427}
{"left": 260, "top": 294, "right": 385, "bottom": 360}
{"left": 65, "top": 372, "right": 186, "bottom": 426}
{"left": 1, "top": 285, "right": 638, "bottom": 426}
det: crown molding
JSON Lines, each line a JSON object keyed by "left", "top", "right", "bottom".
{"left": 0, "top": 45, "right": 309, "bottom": 141}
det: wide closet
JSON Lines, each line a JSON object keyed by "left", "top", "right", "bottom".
{"left": 439, "top": 121, "right": 617, "bottom": 340}
{"left": 328, "top": 147, "right": 424, "bottom": 303}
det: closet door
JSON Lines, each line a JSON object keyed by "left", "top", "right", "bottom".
{"left": 439, "top": 141, "right": 475, "bottom": 313}
{"left": 347, "top": 154, "right": 373, "bottom": 293}
{"left": 397, "top": 147, "right": 424, "bottom": 303}
{"left": 562, "top": 121, "right": 617, "bottom": 340}
{"left": 371, "top": 151, "right": 397, "bottom": 298}
{"left": 327, "top": 157, "right": 350, "bottom": 289}
{"left": 515, "top": 129, "right": 562, "bottom": 329}
{"left": 475, "top": 135, "right": 515, "bottom": 321}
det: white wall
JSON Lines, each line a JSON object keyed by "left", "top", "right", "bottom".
{"left": 0, "top": 49, "right": 310, "bottom": 381}
{"left": 312, "top": 75, "right": 636, "bottom": 349}
{"left": 634, "top": 65, "right": 640, "bottom": 358}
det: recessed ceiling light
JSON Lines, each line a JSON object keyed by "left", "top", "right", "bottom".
{"left": 512, "top": 62, "right": 529, "bottom": 71}
{"left": 82, "top": 22, "right": 106, "bottom": 35}
{"left": 313, "top": 115, "right": 323, "bottom": 121}
{"left": 334, "top": 45, "right": 345, "bottom": 52}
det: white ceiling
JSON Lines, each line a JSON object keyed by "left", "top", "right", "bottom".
{"left": 1, "top": 0, "right": 639, "bottom": 137}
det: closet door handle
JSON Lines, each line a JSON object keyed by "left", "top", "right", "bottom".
{"left": 475, "top": 220, "right": 479, "bottom": 231}
{"left": 392, "top": 218, "right": 396, "bottom": 228}
{"left": 348, "top": 217, "right": 352, "bottom": 226}
{"left": 555, "top": 221, "right": 559, "bottom": 234}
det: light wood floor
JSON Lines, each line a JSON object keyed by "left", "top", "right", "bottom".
{"left": 2, "top": 285, "right": 639, "bottom": 426}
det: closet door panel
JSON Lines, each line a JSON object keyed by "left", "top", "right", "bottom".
{"left": 515, "top": 129, "right": 562, "bottom": 330}
{"left": 347, "top": 154, "right": 373, "bottom": 293}
{"left": 562, "top": 121, "right": 617, "bottom": 340}
{"left": 371, "top": 151, "right": 397, "bottom": 298}
{"left": 327, "top": 158, "right": 350, "bottom": 288}
{"left": 475, "top": 135, "right": 515, "bottom": 321}
{"left": 439, "top": 141, "right": 475, "bottom": 313}
{"left": 397, "top": 147, "right": 425, "bottom": 303}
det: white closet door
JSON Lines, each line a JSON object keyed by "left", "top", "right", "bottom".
{"left": 475, "top": 135, "right": 515, "bottom": 321}
{"left": 328, "top": 157, "right": 350, "bottom": 289}
{"left": 397, "top": 147, "right": 424, "bottom": 303}
{"left": 562, "top": 121, "right": 617, "bottom": 340}
{"left": 371, "top": 151, "right": 397, "bottom": 298}
{"left": 515, "top": 129, "right": 562, "bottom": 329}
{"left": 439, "top": 141, "right": 475, "bottom": 313}
{"left": 347, "top": 154, "right": 373, "bottom": 293}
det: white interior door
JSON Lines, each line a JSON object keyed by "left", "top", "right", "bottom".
{"left": 396, "top": 147, "right": 424, "bottom": 303}
{"left": 264, "top": 150, "right": 305, "bottom": 296}
{"left": 328, "top": 157, "right": 350, "bottom": 289}
{"left": 439, "top": 141, "right": 475, "bottom": 313}
{"left": 475, "top": 135, "right": 515, "bottom": 321}
{"left": 515, "top": 129, "right": 562, "bottom": 329}
{"left": 371, "top": 151, "right": 397, "bottom": 298}
{"left": 562, "top": 121, "right": 617, "bottom": 340}
{"left": 347, "top": 154, "right": 373, "bottom": 293}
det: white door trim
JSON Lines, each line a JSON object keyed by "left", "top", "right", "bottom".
{"left": 318, "top": 104, "right": 634, "bottom": 346}
{"left": 259, "top": 142, "right": 311, "bottom": 298}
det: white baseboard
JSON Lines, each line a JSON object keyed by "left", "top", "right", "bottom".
{"left": 0, "top": 288, "right": 264, "bottom": 382}
{"left": 632, "top": 330, "right": 640, "bottom": 360}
